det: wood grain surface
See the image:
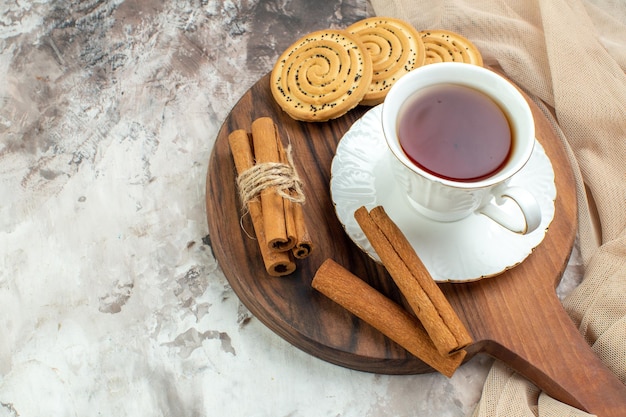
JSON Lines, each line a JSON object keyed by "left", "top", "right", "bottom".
{"left": 206, "top": 72, "right": 626, "bottom": 416}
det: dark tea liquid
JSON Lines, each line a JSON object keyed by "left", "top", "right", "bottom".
{"left": 398, "top": 84, "right": 512, "bottom": 182}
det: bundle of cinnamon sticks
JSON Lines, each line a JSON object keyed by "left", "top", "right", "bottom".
{"left": 228, "top": 117, "right": 313, "bottom": 276}
{"left": 312, "top": 205, "right": 472, "bottom": 377}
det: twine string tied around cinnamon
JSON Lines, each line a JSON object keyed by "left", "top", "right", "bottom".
{"left": 236, "top": 145, "right": 305, "bottom": 209}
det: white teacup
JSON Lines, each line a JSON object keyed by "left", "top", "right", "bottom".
{"left": 381, "top": 63, "right": 541, "bottom": 234}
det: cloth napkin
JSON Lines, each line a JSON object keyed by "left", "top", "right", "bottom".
{"left": 370, "top": 0, "right": 626, "bottom": 415}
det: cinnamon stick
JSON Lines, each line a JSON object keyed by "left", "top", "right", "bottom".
{"left": 291, "top": 203, "right": 313, "bottom": 258}
{"left": 228, "top": 129, "right": 296, "bottom": 276}
{"left": 369, "top": 206, "right": 472, "bottom": 350}
{"left": 251, "top": 117, "right": 296, "bottom": 252}
{"left": 312, "top": 259, "right": 466, "bottom": 377}
{"left": 275, "top": 136, "right": 313, "bottom": 258}
{"left": 354, "top": 206, "right": 472, "bottom": 356}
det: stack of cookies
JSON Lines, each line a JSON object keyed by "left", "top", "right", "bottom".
{"left": 270, "top": 17, "right": 483, "bottom": 122}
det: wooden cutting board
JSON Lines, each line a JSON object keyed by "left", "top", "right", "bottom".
{"left": 205, "top": 72, "right": 626, "bottom": 416}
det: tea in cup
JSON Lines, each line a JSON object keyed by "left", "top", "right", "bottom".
{"left": 381, "top": 63, "right": 541, "bottom": 234}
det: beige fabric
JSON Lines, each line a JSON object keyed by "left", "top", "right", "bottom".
{"left": 370, "top": 0, "right": 626, "bottom": 416}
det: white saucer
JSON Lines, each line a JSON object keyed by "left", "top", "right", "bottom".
{"left": 330, "top": 105, "right": 556, "bottom": 283}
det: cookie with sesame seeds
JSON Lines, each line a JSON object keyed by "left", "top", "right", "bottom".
{"left": 420, "top": 29, "right": 483, "bottom": 66}
{"left": 347, "top": 17, "right": 426, "bottom": 106}
{"left": 270, "top": 29, "right": 373, "bottom": 122}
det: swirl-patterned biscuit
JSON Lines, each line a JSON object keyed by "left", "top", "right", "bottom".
{"left": 347, "top": 17, "right": 426, "bottom": 106}
{"left": 420, "top": 29, "right": 483, "bottom": 66}
{"left": 270, "top": 30, "right": 372, "bottom": 122}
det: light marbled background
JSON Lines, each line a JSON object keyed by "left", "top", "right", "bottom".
{"left": 0, "top": 1, "right": 582, "bottom": 416}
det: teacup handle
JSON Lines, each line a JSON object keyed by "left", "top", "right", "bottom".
{"left": 479, "top": 186, "right": 542, "bottom": 234}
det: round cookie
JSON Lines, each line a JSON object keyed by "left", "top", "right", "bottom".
{"left": 270, "top": 29, "right": 373, "bottom": 122}
{"left": 348, "top": 17, "right": 426, "bottom": 106}
{"left": 420, "top": 29, "right": 483, "bottom": 66}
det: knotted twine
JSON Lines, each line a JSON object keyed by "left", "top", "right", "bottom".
{"left": 236, "top": 144, "right": 305, "bottom": 211}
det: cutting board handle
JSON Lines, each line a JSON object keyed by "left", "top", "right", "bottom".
{"left": 456, "top": 277, "right": 626, "bottom": 416}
